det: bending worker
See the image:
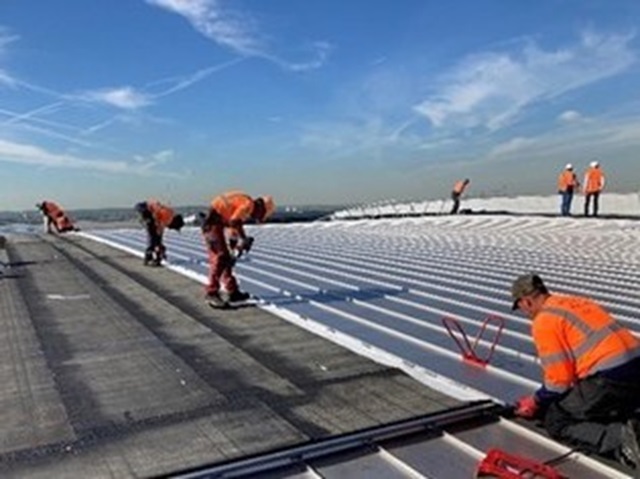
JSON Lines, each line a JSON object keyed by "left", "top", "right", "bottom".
{"left": 557, "top": 164, "right": 579, "bottom": 216}
{"left": 200, "top": 191, "right": 275, "bottom": 308}
{"left": 134, "top": 200, "right": 184, "bottom": 266}
{"left": 450, "top": 178, "right": 470, "bottom": 214}
{"left": 511, "top": 273, "right": 640, "bottom": 469}
{"left": 36, "top": 201, "right": 78, "bottom": 234}
{"left": 583, "top": 160, "right": 605, "bottom": 217}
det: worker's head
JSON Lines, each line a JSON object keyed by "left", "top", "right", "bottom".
{"left": 251, "top": 195, "right": 276, "bottom": 223}
{"left": 168, "top": 214, "right": 185, "bottom": 231}
{"left": 464, "top": 178, "right": 470, "bottom": 184}
{"left": 511, "top": 273, "right": 549, "bottom": 316}
{"left": 565, "top": 163, "right": 573, "bottom": 170}
{"left": 590, "top": 160, "right": 599, "bottom": 168}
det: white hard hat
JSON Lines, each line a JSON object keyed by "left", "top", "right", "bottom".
{"left": 565, "top": 163, "right": 573, "bottom": 170}
{"left": 590, "top": 160, "right": 599, "bottom": 168}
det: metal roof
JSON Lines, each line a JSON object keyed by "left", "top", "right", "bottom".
{"left": 84, "top": 215, "right": 640, "bottom": 404}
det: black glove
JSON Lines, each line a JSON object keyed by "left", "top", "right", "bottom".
{"left": 242, "top": 236, "right": 254, "bottom": 253}
{"left": 223, "top": 253, "right": 236, "bottom": 268}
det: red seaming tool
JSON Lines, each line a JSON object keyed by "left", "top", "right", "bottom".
{"left": 442, "top": 315, "right": 505, "bottom": 367}
{"left": 477, "top": 448, "right": 567, "bottom": 478}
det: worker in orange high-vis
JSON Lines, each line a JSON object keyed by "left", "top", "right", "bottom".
{"left": 557, "top": 164, "right": 579, "bottom": 216}
{"left": 511, "top": 274, "right": 640, "bottom": 469}
{"left": 36, "top": 201, "right": 78, "bottom": 234}
{"left": 200, "top": 191, "right": 275, "bottom": 308}
{"left": 134, "top": 200, "right": 184, "bottom": 266}
{"left": 450, "top": 178, "right": 470, "bottom": 214}
{"left": 583, "top": 160, "right": 605, "bottom": 217}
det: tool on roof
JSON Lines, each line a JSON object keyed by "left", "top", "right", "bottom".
{"left": 476, "top": 448, "right": 567, "bottom": 479}
{"left": 442, "top": 315, "right": 505, "bottom": 367}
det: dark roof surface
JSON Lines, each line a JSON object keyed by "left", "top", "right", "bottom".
{"left": 0, "top": 234, "right": 459, "bottom": 478}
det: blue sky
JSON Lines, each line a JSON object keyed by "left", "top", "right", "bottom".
{"left": 1, "top": 0, "right": 640, "bottom": 210}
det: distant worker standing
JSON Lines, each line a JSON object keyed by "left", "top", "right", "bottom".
{"left": 450, "top": 179, "right": 470, "bottom": 214}
{"left": 134, "top": 200, "right": 184, "bottom": 266}
{"left": 200, "top": 191, "right": 275, "bottom": 308}
{"left": 36, "top": 201, "right": 78, "bottom": 234}
{"left": 511, "top": 274, "right": 640, "bottom": 468}
{"left": 583, "top": 161, "right": 605, "bottom": 217}
{"left": 557, "top": 164, "right": 579, "bottom": 216}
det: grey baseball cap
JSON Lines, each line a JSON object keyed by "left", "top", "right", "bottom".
{"left": 511, "top": 274, "right": 546, "bottom": 310}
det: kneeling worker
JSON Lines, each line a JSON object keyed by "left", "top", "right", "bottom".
{"left": 200, "top": 191, "right": 275, "bottom": 308}
{"left": 511, "top": 273, "right": 640, "bottom": 469}
{"left": 37, "top": 201, "right": 78, "bottom": 233}
{"left": 134, "top": 200, "right": 184, "bottom": 266}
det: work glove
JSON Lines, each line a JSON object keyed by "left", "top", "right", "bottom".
{"left": 242, "top": 236, "right": 254, "bottom": 253}
{"left": 513, "top": 395, "right": 539, "bottom": 419}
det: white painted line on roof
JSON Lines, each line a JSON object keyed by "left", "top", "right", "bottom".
{"left": 440, "top": 432, "right": 485, "bottom": 460}
{"left": 377, "top": 447, "right": 430, "bottom": 479}
{"left": 257, "top": 301, "right": 494, "bottom": 403}
{"left": 81, "top": 231, "right": 496, "bottom": 402}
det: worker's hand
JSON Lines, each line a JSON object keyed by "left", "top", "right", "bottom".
{"left": 222, "top": 252, "right": 236, "bottom": 268}
{"left": 513, "top": 395, "right": 539, "bottom": 419}
{"left": 242, "top": 236, "right": 254, "bottom": 253}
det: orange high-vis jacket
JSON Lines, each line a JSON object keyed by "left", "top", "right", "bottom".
{"left": 583, "top": 167, "right": 605, "bottom": 194}
{"left": 147, "top": 200, "right": 176, "bottom": 234}
{"left": 452, "top": 180, "right": 467, "bottom": 194}
{"left": 532, "top": 295, "right": 640, "bottom": 394}
{"left": 42, "top": 201, "right": 74, "bottom": 231}
{"left": 210, "top": 191, "right": 254, "bottom": 225}
{"left": 557, "top": 170, "right": 578, "bottom": 192}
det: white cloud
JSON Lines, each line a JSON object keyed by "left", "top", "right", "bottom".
{"left": 152, "top": 149, "right": 174, "bottom": 163}
{"left": 488, "top": 137, "right": 539, "bottom": 157}
{"left": 487, "top": 116, "right": 640, "bottom": 161}
{"left": 557, "top": 110, "right": 582, "bottom": 123}
{"left": 414, "top": 31, "right": 636, "bottom": 132}
{"left": 0, "top": 69, "right": 16, "bottom": 87}
{"left": 0, "top": 138, "right": 182, "bottom": 176}
{"left": 145, "top": 0, "right": 330, "bottom": 71}
{"left": 146, "top": 0, "right": 265, "bottom": 55}
{"left": 0, "top": 139, "right": 129, "bottom": 172}
{"left": 0, "top": 27, "right": 19, "bottom": 87}
{"left": 77, "top": 86, "right": 153, "bottom": 110}
{"left": 0, "top": 27, "right": 18, "bottom": 55}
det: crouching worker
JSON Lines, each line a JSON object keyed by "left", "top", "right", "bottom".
{"left": 36, "top": 201, "right": 78, "bottom": 234}
{"left": 511, "top": 273, "right": 640, "bottom": 470}
{"left": 201, "top": 191, "right": 274, "bottom": 308}
{"left": 134, "top": 200, "right": 184, "bottom": 266}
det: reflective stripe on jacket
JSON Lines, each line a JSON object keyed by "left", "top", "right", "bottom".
{"left": 210, "top": 191, "right": 254, "bottom": 225}
{"left": 532, "top": 294, "right": 640, "bottom": 394}
{"left": 557, "top": 171, "right": 578, "bottom": 192}
{"left": 583, "top": 167, "right": 605, "bottom": 194}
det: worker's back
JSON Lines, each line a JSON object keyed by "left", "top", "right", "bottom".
{"left": 533, "top": 294, "right": 640, "bottom": 391}
{"left": 211, "top": 191, "right": 254, "bottom": 224}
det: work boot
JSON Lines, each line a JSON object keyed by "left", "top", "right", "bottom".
{"left": 226, "top": 290, "right": 251, "bottom": 303}
{"left": 205, "top": 292, "right": 227, "bottom": 309}
{"left": 618, "top": 418, "right": 640, "bottom": 475}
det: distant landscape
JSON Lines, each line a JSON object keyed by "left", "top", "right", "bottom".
{"left": 0, "top": 204, "right": 344, "bottom": 226}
